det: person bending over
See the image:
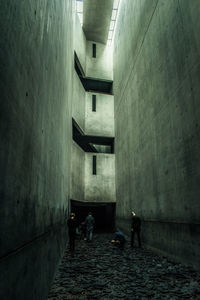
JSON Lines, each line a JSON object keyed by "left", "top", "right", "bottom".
{"left": 111, "top": 230, "right": 126, "bottom": 250}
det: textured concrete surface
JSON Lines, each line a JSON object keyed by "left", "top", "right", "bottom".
{"left": 85, "top": 153, "right": 116, "bottom": 203}
{"left": 117, "top": 218, "right": 200, "bottom": 271}
{"left": 71, "top": 17, "right": 115, "bottom": 204}
{"left": 0, "top": 225, "right": 67, "bottom": 300}
{"left": 48, "top": 233, "right": 200, "bottom": 300}
{"left": 114, "top": 0, "right": 200, "bottom": 269}
{"left": 70, "top": 142, "right": 85, "bottom": 202}
{"left": 71, "top": 16, "right": 86, "bottom": 204}
{"left": 85, "top": 92, "right": 114, "bottom": 137}
{"left": 0, "top": 0, "right": 73, "bottom": 298}
{"left": 74, "top": 13, "right": 87, "bottom": 75}
{"left": 86, "top": 41, "right": 113, "bottom": 80}
{"left": 83, "top": 0, "right": 114, "bottom": 44}
{"left": 72, "top": 71, "right": 86, "bottom": 131}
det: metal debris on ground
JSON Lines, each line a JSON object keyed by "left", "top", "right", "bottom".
{"left": 48, "top": 233, "right": 200, "bottom": 300}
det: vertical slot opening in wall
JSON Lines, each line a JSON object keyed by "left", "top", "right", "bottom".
{"left": 93, "top": 155, "right": 97, "bottom": 175}
{"left": 92, "top": 95, "right": 96, "bottom": 112}
{"left": 92, "top": 43, "right": 96, "bottom": 58}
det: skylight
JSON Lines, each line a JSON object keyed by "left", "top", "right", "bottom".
{"left": 75, "top": 0, "right": 83, "bottom": 26}
{"left": 107, "top": 0, "right": 120, "bottom": 46}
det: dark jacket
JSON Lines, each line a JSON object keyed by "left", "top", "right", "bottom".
{"left": 131, "top": 216, "right": 141, "bottom": 231}
{"left": 114, "top": 231, "right": 126, "bottom": 244}
{"left": 85, "top": 215, "right": 95, "bottom": 230}
{"left": 67, "top": 218, "right": 78, "bottom": 235}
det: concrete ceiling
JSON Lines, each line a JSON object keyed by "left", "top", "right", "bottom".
{"left": 83, "top": 0, "right": 114, "bottom": 44}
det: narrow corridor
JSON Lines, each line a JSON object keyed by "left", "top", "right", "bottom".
{"left": 48, "top": 234, "right": 200, "bottom": 300}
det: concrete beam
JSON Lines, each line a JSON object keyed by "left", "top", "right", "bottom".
{"left": 83, "top": 0, "right": 114, "bottom": 44}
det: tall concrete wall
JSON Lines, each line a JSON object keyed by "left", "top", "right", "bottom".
{"left": 85, "top": 92, "right": 114, "bottom": 137}
{"left": 0, "top": 0, "right": 73, "bottom": 299}
{"left": 70, "top": 11, "right": 86, "bottom": 203}
{"left": 114, "top": 0, "right": 200, "bottom": 269}
{"left": 85, "top": 153, "right": 116, "bottom": 203}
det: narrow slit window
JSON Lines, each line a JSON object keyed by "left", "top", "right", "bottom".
{"left": 93, "top": 155, "right": 97, "bottom": 175}
{"left": 92, "top": 95, "right": 96, "bottom": 112}
{"left": 92, "top": 43, "right": 96, "bottom": 58}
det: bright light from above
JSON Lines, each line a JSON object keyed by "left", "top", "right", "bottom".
{"left": 107, "top": 0, "right": 120, "bottom": 46}
{"left": 75, "top": 0, "right": 83, "bottom": 26}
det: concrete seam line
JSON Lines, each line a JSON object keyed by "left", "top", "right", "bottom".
{"left": 115, "top": 0, "right": 159, "bottom": 114}
{"left": 143, "top": 220, "right": 200, "bottom": 225}
{"left": 0, "top": 222, "right": 66, "bottom": 262}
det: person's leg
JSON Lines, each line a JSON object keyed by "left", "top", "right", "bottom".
{"left": 69, "top": 234, "right": 73, "bottom": 251}
{"left": 131, "top": 231, "right": 135, "bottom": 247}
{"left": 137, "top": 230, "right": 141, "bottom": 247}
{"left": 89, "top": 228, "right": 93, "bottom": 241}
{"left": 83, "top": 228, "right": 86, "bottom": 239}
{"left": 86, "top": 228, "right": 89, "bottom": 240}
{"left": 72, "top": 235, "right": 75, "bottom": 252}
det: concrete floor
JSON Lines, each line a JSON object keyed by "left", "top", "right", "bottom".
{"left": 48, "top": 233, "right": 200, "bottom": 300}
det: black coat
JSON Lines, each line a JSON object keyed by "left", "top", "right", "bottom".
{"left": 131, "top": 216, "right": 141, "bottom": 231}
{"left": 67, "top": 218, "right": 78, "bottom": 235}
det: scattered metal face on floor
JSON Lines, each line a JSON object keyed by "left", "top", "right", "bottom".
{"left": 48, "top": 233, "right": 200, "bottom": 300}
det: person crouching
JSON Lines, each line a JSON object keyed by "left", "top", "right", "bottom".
{"left": 111, "top": 230, "right": 126, "bottom": 250}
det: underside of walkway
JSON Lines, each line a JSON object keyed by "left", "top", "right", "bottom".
{"left": 48, "top": 234, "right": 200, "bottom": 300}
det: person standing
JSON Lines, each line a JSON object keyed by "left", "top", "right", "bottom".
{"left": 131, "top": 211, "right": 141, "bottom": 248}
{"left": 85, "top": 212, "right": 95, "bottom": 242}
{"left": 67, "top": 213, "right": 78, "bottom": 253}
